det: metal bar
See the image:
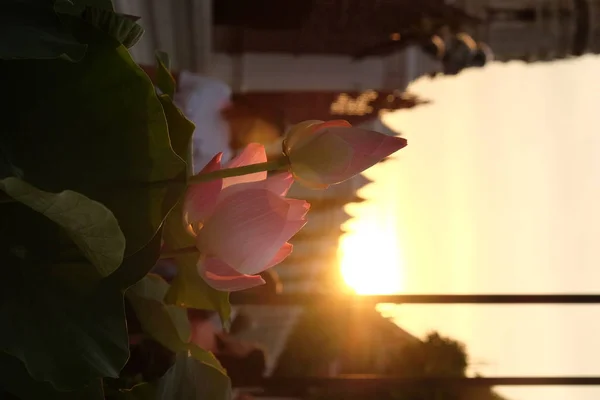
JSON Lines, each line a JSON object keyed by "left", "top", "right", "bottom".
{"left": 230, "top": 293, "right": 600, "bottom": 305}
{"left": 261, "top": 376, "right": 600, "bottom": 390}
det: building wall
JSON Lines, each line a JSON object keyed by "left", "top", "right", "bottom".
{"left": 117, "top": 0, "right": 600, "bottom": 92}
{"left": 212, "top": 53, "right": 386, "bottom": 92}
{"left": 114, "top": 0, "right": 386, "bottom": 90}
{"left": 456, "top": 0, "right": 600, "bottom": 60}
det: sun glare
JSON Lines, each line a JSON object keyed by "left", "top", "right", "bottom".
{"left": 339, "top": 218, "right": 403, "bottom": 295}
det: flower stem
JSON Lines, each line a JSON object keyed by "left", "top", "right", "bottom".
{"left": 188, "top": 159, "right": 288, "bottom": 184}
{"left": 159, "top": 246, "right": 198, "bottom": 259}
{"left": 0, "top": 158, "right": 289, "bottom": 205}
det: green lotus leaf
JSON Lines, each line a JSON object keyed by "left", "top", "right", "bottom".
{"left": 0, "top": 177, "right": 125, "bottom": 277}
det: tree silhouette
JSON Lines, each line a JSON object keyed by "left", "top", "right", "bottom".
{"left": 274, "top": 307, "right": 508, "bottom": 400}
{"left": 385, "top": 332, "right": 467, "bottom": 400}
{"left": 387, "top": 331, "right": 468, "bottom": 377}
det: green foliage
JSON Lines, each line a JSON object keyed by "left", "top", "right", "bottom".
{"left": 158, "top": 93, "right": 195, "bottom": 162}
{"left": 83, "top": 7, "right": 145, "bottom": 48}
{"left": 127, "top": 274, "right": 192, "bottom": 352}
{"left": 155, "top": 51, "right": 176, "bottom": 98}
{"left": 0, "top": 348, "right": 106, "bottom": 400}
{"left": 111, "top": 351, "right": 232, "bottom": 400}
{"left": 0, "top": 180, "right": 130, "bottom": 391}
{"left": 0, "top": 252, "right": 129, "bottom": 390}
{"left": 155, "top": 352, "right": 231, "bottom": 400}
{"left": 127, "top": 271, "right": 230, "bottom": 368}
{"left": 104, "top": 230, "right": 164, "bottom": 292}
{"left": 0, "top": 177, "right": 126, "bottom": 277}
{"left": 124, "top": 275, "right": 231, "bottom": 399}
{"left": 0, "top": 3, "right": 234, "bottom": 398}
{"left": 1, "top": 20, "right": 186, "bottom": 257}
{"left": 1, "top": 0, "right": 87, "bottom": 60}
{"left": 54, "top": 0, "right": 115, "bottom": 15}
{"left": 116, "top": 383, "right": 158, "bottom": 400}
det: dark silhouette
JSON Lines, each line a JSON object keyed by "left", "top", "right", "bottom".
{"left": 217, "top": 347, "right": 267, "bottom": 388}
{"left": 273, "top": 306, "right": 508, "bottom": 400}
{"left": 387, "top": 332, "right": 468, "bottom": 378}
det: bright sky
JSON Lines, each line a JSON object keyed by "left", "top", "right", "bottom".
{"left": 340, "top": 56, "right": 600, "bottom": 400}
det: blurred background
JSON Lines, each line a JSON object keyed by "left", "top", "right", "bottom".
{"left": 115, "top": 1, "right": 600, "bottom": 399}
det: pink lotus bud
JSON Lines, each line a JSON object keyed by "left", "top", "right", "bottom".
{"left": 184, "top": 144, "right": 309, "bottom": 291}
{"left": 283, "top": 120, "right": 408, "bottom": 188}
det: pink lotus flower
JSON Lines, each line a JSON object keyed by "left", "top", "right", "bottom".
{"left": 283, "top": 120, "right": 408, "bottom": 188}
{"left": 184, "top": 144, "right": 309, "bottom": 291}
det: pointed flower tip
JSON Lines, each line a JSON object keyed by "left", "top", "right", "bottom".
{"left": 225, "top": 143, "right": 267, "bottom": 170}
{"left": 200, "top": 152, "right": 224, "bottom": 173}
{"left": 388, "top": 135, "right": 408, "bottom": 151}
{"left": 185, "top": 152, "right": 224, "bottom": 224}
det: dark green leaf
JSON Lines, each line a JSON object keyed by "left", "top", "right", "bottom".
{"left": 105, "top": 230, "right": 164, "bottom": 291}
{"left": 0, "top": 177, "right": 125, "bottom": 277}
{"left": 165, "top": 256, "right": 231, "bottom": 326}
{"left": 156, "top": 50, "right": 170, "bottom": 70}
{"left": 0, "top": 255, "right": 129, "bottom": 390}
{"left": 54, "top": 0, "right": 115, "bottom": 15}
{"left": 83, "top": 7, "right": 144, "bottom": 48}
{"left": 156, "top": 352, "right": 231, "bottom": 400}
{"left": 0, "top": 352, "right": 104, "bottom": 400}
{"left": 0, "top": 0, "right": 87, "bottom": 60}
{"left": 126, "top": 273, "right": 229, "bottom": 374}
{"left": 0, "top": 146, "right": 23, "bottom": 179}
{"left": 188, "top": 346, "right": 227, "bottom": 377}
{"left": 116, "top": 383, "right": 157, "bottom": 400}
{"left": 0, "top": 23, "right": 187, "bottom": 257}
{"left": 127, "top": 274, "right": 191, "bottom": 353}
{"left": 0, "top": 191, "right": 107, "bottom": 280}
{"left": 115, "top": 351, "right": 229, "bottom": 400}
{"left": 162, "top": 202, "right": 231, "bottom": 324}
{"left": 155, "top": 51, "right": 176, "bottom": 97}
{"left": 158, "top": 94, "right": 195, "bottom": 161}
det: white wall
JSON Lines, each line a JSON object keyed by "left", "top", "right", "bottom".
{"left": 209, "top": 50, "right": 442, "bottom": 92}
{"left": 211, "top": 53, "right": 386, "bottom": 92}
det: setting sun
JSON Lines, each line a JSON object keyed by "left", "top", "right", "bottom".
{"left": 339, "top": 217, "right": 403, "bottom": 295}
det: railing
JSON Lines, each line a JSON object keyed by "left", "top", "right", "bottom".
{"left": 261, "top": 375, "right": 600, "bottom": 389}
{"left": 231, "top": 293, "right": 600, "bottom": 397}
{"left": 231, "top": 293, "right": 600, "bottom": 305}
